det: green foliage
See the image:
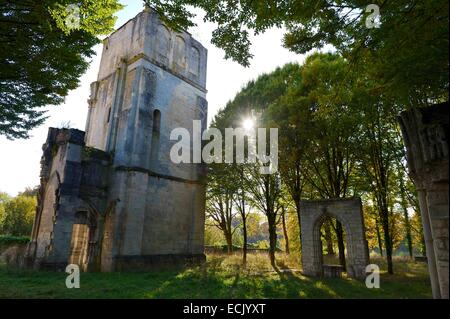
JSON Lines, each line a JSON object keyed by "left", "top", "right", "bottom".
{"left": 0, "top": 235, "right": 30, "bottom": 245}
{"left": 204, "top": 225, "right": 225, "bottom": 246}
{"left": 48, "top": 0, "right": 123, "bottom": 36}
{"left": 0, "top": 195, "right": 36, "bottom": 237}
{"left": 145, "top": 0, "right": 448, "bottom": 106}
{"left": 211, "top": 51, "right": 422, "bottom": 273}
{"left": 0, "top": 0, "right": 122, "bottom": 139}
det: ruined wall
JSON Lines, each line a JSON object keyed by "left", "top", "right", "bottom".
{"left": 27, "top": 129, "right": 110, "bottom": 270}
{"left": 85, "top": 9, "right": 208, "bottom": 271}
{"left": 29, "top": 9, "right": 208, "bottom": 272}
{"left": 85, "top": 8, "right": 208, "bottom": 156}
{"left": 399, "top": 103, "right": 449, "bottom": 299}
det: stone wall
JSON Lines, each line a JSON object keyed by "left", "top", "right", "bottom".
{"left": 300, "top": 198, "right": 370, "bottom": 279}
{"left": 28, "top": 9, "right": 208, "bottom": 272}
{"left": 399, "top": 102, "right": 449, "bottom": 299}
{"left": 26, "top": 128, "right": 110, "bottom": 271}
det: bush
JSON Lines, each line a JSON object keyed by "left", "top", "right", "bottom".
{"left": 0, "top": 195, "right": 36, "bottom": 236}
{"left": 0, "top": 235, "right": 30, "bottom": 246}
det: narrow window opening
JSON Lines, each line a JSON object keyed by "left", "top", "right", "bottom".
{"left": 151, "top": 110, "right": 161, "bottom": 163}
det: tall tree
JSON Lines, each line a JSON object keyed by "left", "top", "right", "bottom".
{"left": 279, "top": 204, "right": 290, "bottom": 255}
{"left": 205, "top": 163, "right": 238, "bottom": 254}
{"left": 245, "top": 167, "right": 282, "bottom": 267}
{"left": 356, "top": 93, "right": 405, "bottom": 274}
{"left": 232, "top": 164, "right": 251, "bottom": 265}
{"left": 399, "top": 170, "right": 414, "bottom": 258}
{"left": 266, "top": 63, "right": 307, "bottom": 247}
{"left": 275, "top": 53, "right": 361, "bottom": 269}
{"left": 0, "top": 0, "right": 122, "bottom": 139}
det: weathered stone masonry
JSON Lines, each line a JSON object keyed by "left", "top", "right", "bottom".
{"left": 300, "top": 198, "right": 370, "bottom": 279}
{"left": 26, "top": 9, "right": 208, "bottom": 272}
{"left": 399, "top": 102, "right": 449, "bottom": 299}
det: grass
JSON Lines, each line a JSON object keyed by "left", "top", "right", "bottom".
{"left": 0, "top": 253, "right": 432, "bottom": 299}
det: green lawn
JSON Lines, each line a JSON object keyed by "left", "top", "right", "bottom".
{"left": 0, "top": 253, "right": 432, "bottom": 299}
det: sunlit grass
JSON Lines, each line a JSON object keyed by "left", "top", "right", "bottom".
{"left": 0, "top": 253, "right": 432, "bottom": 299}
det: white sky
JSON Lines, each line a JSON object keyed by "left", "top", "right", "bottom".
{"left": 0, "top": 0, "right": 305, "bottom": 196}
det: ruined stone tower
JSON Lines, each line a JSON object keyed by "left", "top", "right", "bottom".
{"left": 26, "top": 9, "right": 208, "bottom": 271}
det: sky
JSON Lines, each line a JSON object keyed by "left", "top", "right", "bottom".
{"left": 0, "top": 0, "right": 305, "bottom": 196}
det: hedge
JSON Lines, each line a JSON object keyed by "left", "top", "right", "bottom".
{"left": 0, "top": 235, "right": 30, "bottom": 246}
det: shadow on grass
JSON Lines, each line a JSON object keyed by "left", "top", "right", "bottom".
{"left": 0, "top": 255, "right": 433, "bottom": 299}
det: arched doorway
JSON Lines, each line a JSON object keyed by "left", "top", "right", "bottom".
{"left": 69, "top": 210, "right": 98, "bottom": 271}
{"left": 300, "top": 198, "right": 369, "bottom": 279}
{"left": 315, "top": 214, "right": 348, "bottom": 276}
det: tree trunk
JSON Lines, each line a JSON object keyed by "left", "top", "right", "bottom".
{"left": 268, "top": 217, "right": 277, "bottom": 267}
{"left": 402, "top": 207, "right": 414, "bottom": 259}
{"left": 323, "top": 219, "right": 335, "bottom": 256}
{"left": 225, "top": 230, "right": 233, "bottom": 255}
{"left": 420, "top": 228, "right": 426, "bottom": 256}
{"left": 242, "top": 216, "right": 248, "bottom": 266}
{"left": 335, "top": 221, "right": 346, "bottom": 271}
{"left": 295, "top": 201, "right": 302, "bottom": 246}
{"left": 380, "top": 205, "right": 394, "bottom": 274}
{"left": 281, "top": 210, "right": 290, "bottom": 255}
{"left": 400, "top": 178, "right": 414, "bottom": 259}
{"left": 375, "top": 217, "right": 383, "bottom": 257}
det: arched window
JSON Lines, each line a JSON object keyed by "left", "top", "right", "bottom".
{"left": 153, "top": 109, "right": 161, "bottom": 134}
{"left": 157, "top": 25, "right": 170, "bottom": 57}
{"left": 189, "top": 47, "right": 200, "bottom": 76}
{"left": 174, "top": 36, "right": 186, "bottom": 68}
{"left": 151, "top": 110, "right": 161, "bottom": 162}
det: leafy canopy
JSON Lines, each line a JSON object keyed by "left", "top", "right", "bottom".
{"left": 145, "top": 0, "right": 449, "bottom": 105}
{"left": 0, "top": 0, "right": 123, "bottom": 139}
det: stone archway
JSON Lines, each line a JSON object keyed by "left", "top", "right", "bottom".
{"left": 69, "top": 210, "right": 98, "bottom": 271}
{"left": 300, "top": 198, "right": 369, "bottom": 279}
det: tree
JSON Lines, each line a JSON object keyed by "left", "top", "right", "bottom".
{"left": 0, "top": 192, "right": 11, "bottom": 231}
{"left": 1, "top": 195, "right": 36, "bottom": 236}
{"left": 19, "top": 186, "right": 39, "bottom": 197}
{"left": 0, "top": 0, "right": 123, "bottom": 139}
{"left": 145, "top": 0, "right": 448, "bottom": 105}
{"left": 356, "top": 93, "right": 405, "bottom": 274}
{"left": 266, "top": 63, "right": 307, "bottom": 247}
{"left": 411, "top": 211, "right": 426, "bottom": 256}
{"left": 205, "top": 163, "right": 238, "bottom": 254}
{"left": 398, "top": 170, "right": 414, "bottom": 258}
{"left": 245, "top": 163, "right": 282, "bottom": 267}
{"left": 363, "top": 203, "right": 384, "bottom": 256}
{"left": 210, "top": 63, "right": 299, "bottom": 266}
{"left": 279, "top": 204, "right": 290, "bottom": 255}
{"left": 204, "top": 224, "right": 226, "bottom": 246}
{"left": 232, "top": 164, "right": 251, "bottom": 265}
{"left": 271, "top": 53, "right": 361, "bottom": 270}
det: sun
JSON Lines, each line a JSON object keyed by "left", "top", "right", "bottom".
{"left": 242, "top": 118, "right": 255, "bottom": 130}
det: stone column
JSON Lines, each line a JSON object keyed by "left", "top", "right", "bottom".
{"left": 399, "top": 103, "right": 449, "bottom": 299}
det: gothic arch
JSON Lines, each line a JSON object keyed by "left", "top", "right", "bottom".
{"left": 174, "top": 36, "right": 186, "bottom": 68}
{"left": 189, "top": 46, "right": 200, "bottom": 76}
{"left": 69, "top": 203, "right": 101, "bottom": 271}
{"left": 157, "top": 25, "right": 171, "bottom": 64}
{"left": 300, "top": 198, "right": 369, "bottom": 279}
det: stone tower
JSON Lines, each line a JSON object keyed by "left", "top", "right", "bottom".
{"left": 26, "top": 9, "right": 208, "bottom": 272}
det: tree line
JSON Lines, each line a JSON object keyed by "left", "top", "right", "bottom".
{"left": 0, "top": 187, "right": 38, "bottom": 237}
{"left": 204, "top": 52, "right": 437, "bottom": 274}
